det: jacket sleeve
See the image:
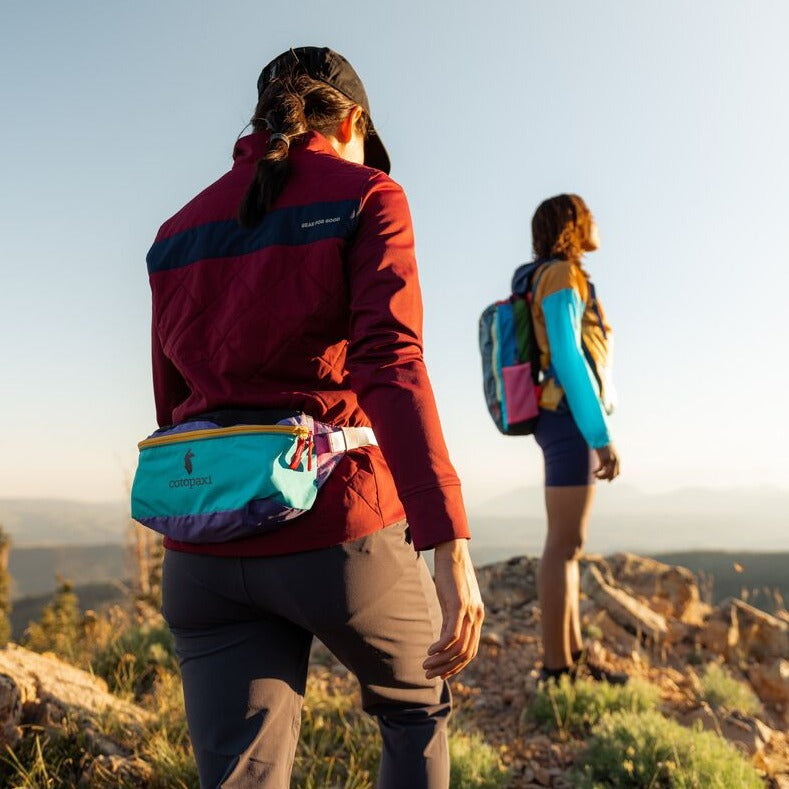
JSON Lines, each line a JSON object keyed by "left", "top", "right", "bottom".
{"left": 345, "top": 174, "right": 470, "bottom": 550}
{"left": 541, "top": 287, "right": 611, "bottom": 449}
{"left": 151, "top": 320, "right": 190, "bottom": 428}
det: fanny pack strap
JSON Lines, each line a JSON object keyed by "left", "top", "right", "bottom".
{"left": 323, "top": 426, "right": 378, "bottom": 454}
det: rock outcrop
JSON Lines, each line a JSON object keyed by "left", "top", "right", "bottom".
{"left": 476, "top": 556, "right": 539, "bottom": 612}
{"left": 581, "top": 562, "right": 668, "bottom": 642}
{"left": 749, "top": 659, "right": 789, "bottom": 718}
{"left": 467, "top": 550, "right": 789, "bottom": 785}
{"left": 0, "top": 643, "right": 151, "bottom": 739}
{"left": 605, "top": 552, "right": 710, "bottom": 624}
{"left": 5, "top": 551, "right": 788, "bottom": 787}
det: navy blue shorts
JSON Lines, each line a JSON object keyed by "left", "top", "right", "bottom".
{"left": 534, "top": 407, "right": 596, "bottom": 487}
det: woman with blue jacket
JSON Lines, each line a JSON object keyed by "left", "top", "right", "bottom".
{"left": 512, "top": 194, "right": 623, "bottom": 684}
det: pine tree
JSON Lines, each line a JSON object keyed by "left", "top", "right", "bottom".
{"left": 24, "top": 577, "right": 82, "bottom": 661}
{"left": 125, "top": 471, "right": 164, "bottom": 609}
{"left": 0, "top": 525, "right": 11, "bottom": 646}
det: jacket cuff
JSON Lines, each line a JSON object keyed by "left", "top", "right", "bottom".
{"left": 401, "top": 483, "right": 471, "bottom": 551}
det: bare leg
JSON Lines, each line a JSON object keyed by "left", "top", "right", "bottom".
{"left": 539, "top": 485, "right": 595, "bottom": 670}
{"left": 568, "top": 559, "right": 584, "bottom": 655}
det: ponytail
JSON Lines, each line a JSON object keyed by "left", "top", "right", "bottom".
{"left": 238, "top": 75, "right": 369, "bottom": 229}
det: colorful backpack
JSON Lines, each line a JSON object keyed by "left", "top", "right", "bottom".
{"left": 478, "top": 261, "right": 546, "bottom": 435}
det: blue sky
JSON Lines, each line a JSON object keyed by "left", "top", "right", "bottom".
{"left": 0, "top": 1, "right": 787, "bottom": 507}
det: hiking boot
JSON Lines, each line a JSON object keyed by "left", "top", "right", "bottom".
{"left": 571, "top": 648, "right": 629, "bottom": 685}
{"left": 572, "top": 658, "right": 628, "bottom": 684}
{"left": 537, "top": 665, "right": 572, "bottom": 686}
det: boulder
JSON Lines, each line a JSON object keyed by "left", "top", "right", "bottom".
{"left": 748, "top": 659, "right": 789, "bottom": 713}
{"left": 698, "top": 605, "right": 739, "bottom": 660}
{"left": 0, "top": 673, "right": 22, "bottom": 748}
{"left": 580, "top": 555, "right": 616, "bottom": 587}
{"left": 700, "top": 599, "right": 789, "bottom": 663}
{"left": 729, "top": 599, "right": 789, "bottom": 661}
{"left": 588, "top": 609, "right": 636, "bottom": 654}
{"left": 581, "top": 564, "right": 667, "bottom": 642}
{"left": 0, "top": 643, "right": 151, "bottom": 730}
{"left": 476, "top": 556, "right": 539, "bottom": 613}
{"left": 675, "top": 702, "right": 776, "bottom": 755}
{"left": 606, "top": 553, "right": 708, "bottom": 623}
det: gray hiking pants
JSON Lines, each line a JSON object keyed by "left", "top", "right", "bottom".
{"left": 161, "top": 521, "right": 451, "bottom": 788}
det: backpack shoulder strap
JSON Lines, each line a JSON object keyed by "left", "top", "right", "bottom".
{"left": 528, "top": 259, "right": 557, "bottom": 301}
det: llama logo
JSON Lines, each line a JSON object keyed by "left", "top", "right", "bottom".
{"left": 184, "top": 450, "right": 195, "bottom": 475}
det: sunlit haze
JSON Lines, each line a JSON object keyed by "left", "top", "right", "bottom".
{"left": 1, "top": 2, "right": 787, "bottom": 523}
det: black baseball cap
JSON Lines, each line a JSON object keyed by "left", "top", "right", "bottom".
{"left": 257, "top": 46, "right": 391, "bottom": 175}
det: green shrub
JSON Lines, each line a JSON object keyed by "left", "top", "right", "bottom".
{"left": 293, "top": 675, "right": 380, "bottom": 789}
{"left": 141, "top": 725, "right": 199, "bottom": 789}
{"left": 23, "top": 579, "right": 83, "bottom": 662}
{"left": 91, "top": 618, "right": 177, "bottom": 699}
{"left": 527, "top": 676, "right": 660, "bottom": 734}
{"left": 574, "top": 710, "right": 763, "bottom": 788}
{"left": 449, "top": 730, "right": 510, "bottom": 788}
{"left": 292, "top": 673, "right": 508, "bottom": 788}
{"left": 698, "top": 663, "right": 762, "bottom": 716}
{"left": 82, "top": 665, "right": 196, "bottom": 788}
{"left": 583, "top": 623, "right": 604, "bottom": 641}
{"left": 0, "top": 725, "right": 90, "bottom": 788}
{"left": 13, "top": 600, "right": 507, "bottom": 789}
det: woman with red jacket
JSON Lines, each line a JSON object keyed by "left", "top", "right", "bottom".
{"left": 148, "top": 47, "right": 483, "bottom": 788}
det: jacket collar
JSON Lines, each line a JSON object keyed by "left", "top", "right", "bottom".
{"left": 232, "top": 130, "right": 339, "bottom": 165}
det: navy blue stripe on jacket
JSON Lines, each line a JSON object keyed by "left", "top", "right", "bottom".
{"left": 147, "top": 199, "right": 360, "bottom": 274}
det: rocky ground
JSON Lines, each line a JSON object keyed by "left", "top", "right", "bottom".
{"left": 452, "top": 553, "right": 789, "bottom": 788}
{"left": 1, "top": 552, "right": 787, "bottom": 787}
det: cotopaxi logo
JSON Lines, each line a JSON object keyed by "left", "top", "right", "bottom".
{"left": 169, "top": 475, "right": 213, "bottom": 489}
{"left": 169, "top": 447, "right": 212, "bottom": 489}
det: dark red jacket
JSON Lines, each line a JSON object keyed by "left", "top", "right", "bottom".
{"left": 147, "top": 131, "right": 470, "bottom": 554}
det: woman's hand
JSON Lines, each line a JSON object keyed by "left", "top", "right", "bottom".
{"left": 423, "top": 539, "right": 485, "bottom": 680}
{"left": 594, "top": 443, "right": 620, "bottom": 481}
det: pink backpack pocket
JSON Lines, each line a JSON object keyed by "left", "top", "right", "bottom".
{"left": 502, "top": 362, "right": 539, "bottom": 425}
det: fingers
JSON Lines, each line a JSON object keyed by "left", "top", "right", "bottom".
{"left": 423, "top": 616, "right": 468, "bottom": 678}
{"left": 427, "top": 539, "right": 485, "bottom": 680}
{"left": 594, "top": 456, "right": 620, "bottom": 481}
{"left": 423, "top": 603, "right": 484, "bottom": 680}
{"left": 426, "top": 613, "right": 462, "bottom": 657}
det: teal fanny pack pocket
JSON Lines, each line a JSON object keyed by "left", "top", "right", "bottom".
{"left": 131, "top": 416, "right": 319, "bottom": 543}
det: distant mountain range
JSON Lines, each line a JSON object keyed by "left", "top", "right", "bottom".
{"left": 1, "top": 484, "right": 787, "bottom": 560}
{"left": 10, "top": 580, "right": 130, "bottom": 640}
{"left": 0, "top": 498, "right": 128, "bottom": 547}
{"left": 2, "top": 487, "right": 786, "bottom": 641}
{"left": 8, "top": 544, "right": 129, "bottom": 600}
{"left": 466, "top": 484, "right": 789, "bottom": 564}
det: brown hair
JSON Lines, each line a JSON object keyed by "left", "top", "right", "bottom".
{"left": 238, "top": 74, "right": 370, "bottom": 229}
{"left": 531, "top": 193, "right": 593, "bottom": 262}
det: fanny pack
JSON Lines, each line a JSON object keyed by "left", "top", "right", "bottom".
{"left": 130, "top": 411, "right": 376, "bottom": 543}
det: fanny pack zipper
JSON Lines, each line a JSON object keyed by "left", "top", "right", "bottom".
{"left": 138, "top": 424, "right": 310, "bottom": 451}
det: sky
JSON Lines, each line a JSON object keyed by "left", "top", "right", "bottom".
{"left": 0, "top": 1, "right": 787, "bottom": 510}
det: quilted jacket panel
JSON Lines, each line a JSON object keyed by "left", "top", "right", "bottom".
{"left": 146, "top": 131, "right": 469, "bottom": 554}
